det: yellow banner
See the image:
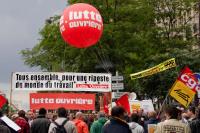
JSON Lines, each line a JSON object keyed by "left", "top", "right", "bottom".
{"left": 170, "top": 81, "right": 195, "bottom": 107}
{"left": 130, "top": 58, "right": 176, "bottom": 80}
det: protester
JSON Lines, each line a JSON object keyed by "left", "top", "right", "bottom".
{"left": 144, "top": 111, "right": 159, "bottom": 133}
{"left": 52, "top": 114, "right": 57, "bottom": 122}
{"left": 90, "top": 112, "right": 107, "bottom": 133}
{"left": 11, "top": 114, "right": 19, "bottom": 121}
{"left": 129, "top": 113, "right": 144, "bottom": 133}
{"left": 176, "top": 106, "right": 189, "bottom": 124}
{"left": 102, "top": 106, "right": 132, "bottom": 133}
{"left": 15, "top": 110, "right": 30, "bottom": 133}
{"left": 0, "top": 124, "right": 11, "bottom": 133}
{"left": 46, "top": 112, "right": 53, "bottom": 122}
{"left": 0, "top": 110, "right": 18, "bottom": 133}
{"left": 181, "top": 112, "right": 189, "bottom": 124}
{"left": 137, "top": 109, "right": 146, "bottom": 127}
{"left": 48, "top": 107, "right": 77, "bottom": 133}
{"left": 0, "top": 109, "right": 11, "bottom": 133}
{"left": 68, "top": 113, "right": 75, "bottom": 121}
{"left": 189, "top": 106, "right": 200, "bottom": 133}
{"left": 187, "top": 106, "right": 196, "bottom": 123}
{"left": 31, "top": 108, "right": 50, "bottom": 133}
{"left": 86, "top": 114, "right": 94, "bottom": 129}
{"left": 155, "top": 105, "right": 191, "bottom": 133}
{"left": 27, "top": 110, "right": 35, "bottom": 126}
{"left": 74, "top": 112, "right": 89, "bottom": 133}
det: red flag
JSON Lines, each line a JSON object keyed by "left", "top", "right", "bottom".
{"left": 177, "top": 66, "right": 198, "bottom": 92}
{"left": 115, "top": 94, "right": 130, "bottom": 114}
{"left": 103, "top": 95, "right": 109, "bottom": 114}
{"left": 0, "top": 95, "right": 7, "bottom": 108}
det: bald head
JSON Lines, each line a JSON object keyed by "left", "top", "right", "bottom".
{"left": 76, "top": 112, "right": 83, "bottom": 120}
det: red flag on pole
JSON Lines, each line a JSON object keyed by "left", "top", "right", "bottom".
{"left": 0, "top": 95, "right": 7, "bottom": 108}
{"left": 115, "top": 94, "right": 130, "bottom": 114}
{"left": 103, "top": 95, "right": 109, "bottom": 114}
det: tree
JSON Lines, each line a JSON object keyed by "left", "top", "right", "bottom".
{"left": 21, "top": 0, "right": 200, "bottom": 99}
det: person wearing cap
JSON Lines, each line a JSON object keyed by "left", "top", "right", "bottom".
{"left": 90, "top": 112, "right": 107, "bottom": 133}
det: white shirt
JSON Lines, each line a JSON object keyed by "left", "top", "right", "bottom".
{"left": 129, "top": 122, "right": 144, "bottom": 133}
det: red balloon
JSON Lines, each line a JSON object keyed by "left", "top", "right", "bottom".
{"left": 60, "top": 3, "right": 103, "bottom": 48}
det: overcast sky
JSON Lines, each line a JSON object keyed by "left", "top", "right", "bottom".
{"left": 0, "top": 0, "right": 67, "bottom": 92}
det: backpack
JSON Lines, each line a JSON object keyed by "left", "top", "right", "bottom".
{"left": 53, "top": 119, "right": 68, "bottom": 133}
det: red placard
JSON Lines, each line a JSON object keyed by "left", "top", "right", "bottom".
{"left": 30, "top": 93, "right": 95, "bottom": 110}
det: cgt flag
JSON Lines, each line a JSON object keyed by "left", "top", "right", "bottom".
{"left": 115, "top": 94, "right": 130, "bottom": 114}
{"left": 170, "top": 67, "right": 197, "bottom": 107}
{"left": 170, "top": 81, "right": 195, "bottom": 107}
{"left": 0, "top": 95, "right": 7, "bottom": 108}
{"left": 194, "top": 73, "right": 200, "bottom": 98}
{"left": 177, "top": 66, "right": 199, "bottom": 92}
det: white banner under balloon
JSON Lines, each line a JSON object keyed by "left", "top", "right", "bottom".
{"left": 12, "top": 72, "right": 111, "bottom": 92}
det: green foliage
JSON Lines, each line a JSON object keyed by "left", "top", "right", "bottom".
{"left": 21, "top": 0, "right": 200, "bottom": 99}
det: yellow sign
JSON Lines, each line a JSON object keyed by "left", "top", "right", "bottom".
{"left": 130, "top": 58, "right": 176, "bottom": 80}
{"left": 170, "top": 81, "right": 195, "bottom": 107}
{"left": 131, "top": 103, "right": 141, "bottom": 111}
{"left": 148, "top": 124, "right": 157, "bottom": 133}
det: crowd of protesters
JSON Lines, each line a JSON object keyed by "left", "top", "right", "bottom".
{"left": 0, "top": 104, "right": 200, "bottom": 133}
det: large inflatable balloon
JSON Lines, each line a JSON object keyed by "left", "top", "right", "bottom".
{"left": 60, "top": 3, "right": 103, "bottom": 48}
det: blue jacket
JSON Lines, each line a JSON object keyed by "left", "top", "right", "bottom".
{"left": 144, "top": 118, "right": 159, "bottom": 133}
{"left": 102, "top": 117, "right": 131, "bottom": 133}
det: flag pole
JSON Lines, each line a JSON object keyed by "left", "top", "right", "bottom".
{"left": 158, "top": 66, "right": 179, "bottom": 117}
{"left": 157, "top": 88, "right": 171, "bottom": 117}
{"left": 9, "top": 72, "right": 13, "bottom": 116}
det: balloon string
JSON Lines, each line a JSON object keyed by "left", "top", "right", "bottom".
{"left": 62, "top": 42, "right": 67, "bottom": 71}
{"left": 100, "top": 51, "right": 111, "bottom": 73}
{"left": 98, "top": 44, "right": 112, "bottom": 73}
{"left": 93, "top": 46, "right": 111, "bottom": 73}
{"left": 95, "top": 47, "right": 110, "bottom": 73}
{"left": 97, "top": 42, "right": 113, "bottom": 73}
{"left": 98, "top": 49, "right": 111, "bottom": 73}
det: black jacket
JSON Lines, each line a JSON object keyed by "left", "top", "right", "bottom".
{"left": 102, "top": 117, "right": 132, "bottom": 133}
{"left": 0, "top": 119, "right": 17, "bottom": 133}
{"left": 0, "top": 124, "right": 11, "bottom": 133}
{"left": 189, "top": 118, "right": 200, "bottom": 133}
{"left": 30, "top": 115, "right": 50, "bottom": 133}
